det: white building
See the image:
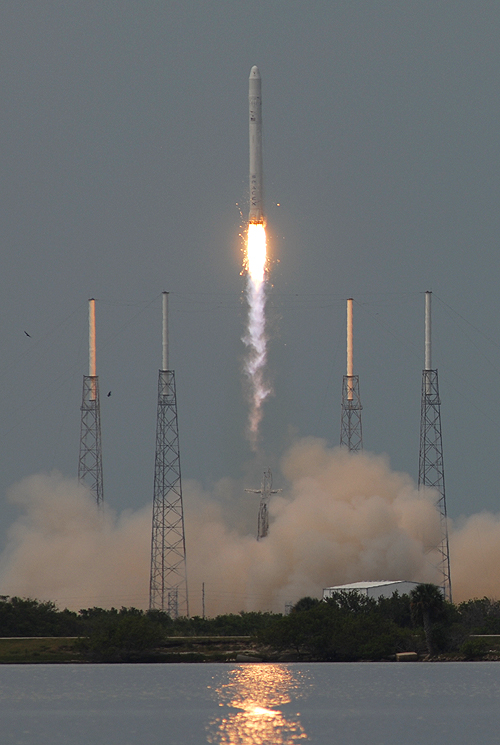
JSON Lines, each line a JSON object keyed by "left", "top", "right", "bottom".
{"left": 323, "top": 580, "right": 420, "bottom": 601}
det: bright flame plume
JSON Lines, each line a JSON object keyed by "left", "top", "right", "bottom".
{"left": 243, "top": 222, "right": 271, "bottom": 448}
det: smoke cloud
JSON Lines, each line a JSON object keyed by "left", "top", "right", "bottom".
{"left": 185, "top": 439, "right": 442, "bottom": 615}
{"left": 0, "top": 438, "right": 495, "bottom": 613}
{"left": 448, "top": 512, "right": 500, "bottom": 601}
{"left": 0, "top": 472, "right": 151, "bottom": 609}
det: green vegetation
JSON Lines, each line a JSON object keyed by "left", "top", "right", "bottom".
{"left": 0, "top": 637, "right": 81, "bottom": 663}
{"left": 258, "top": 592, "right": 412, "bottom": 661}
{"left": 409, "top": 583, "right": 446, "bottom": 656}
{"left": 460, "top": 638, "right": 489, "bottom": 660}
{"left": 0, "top": 596, "right": 278, "bottom": 662}
{"left": 257, "top": 587, "right": 500, "bottom": 661}
{"left": 1, "top": 588, "right": 500, "bottom": 662}
{"left": 0, "top": 597, "right": 80, "bottom": 637}
{"left": 76, "top": 608, "right": 166, "bottom": 661}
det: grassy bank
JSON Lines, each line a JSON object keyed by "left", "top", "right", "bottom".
{"left": 1, "top": 635, "right": 500, "bottom": 663}
{"left": 0, "top": 635, "right": 262, "bottom": 664}
{"left": 0, "top": 637, "right": 82, "bottom": 663}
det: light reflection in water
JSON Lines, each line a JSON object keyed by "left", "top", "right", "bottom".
{"left": 206, "top": 664, "right": 308, "bottom": 744}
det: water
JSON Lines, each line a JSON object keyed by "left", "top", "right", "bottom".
{"left": 0, "top": 662, "right": 499, "bottom": 744}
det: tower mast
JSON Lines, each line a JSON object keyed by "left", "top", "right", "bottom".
{"left": 418, "top": 291, "right": 452, "bottom": 601}
{"left": 245, "top": 468, "right": 281, "bottom": 540}
{"left": 78, "top": 298, "right": 104, "bottom": 507}
{"left": 149, "top": 292, "right": 189, "bottom": 618}
{"left": 340, "top": 298, "right": 363, "bottom": 451}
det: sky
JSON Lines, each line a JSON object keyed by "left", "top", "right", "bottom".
{"left": 1, "top": 1, "right": 500, "bottom": 610}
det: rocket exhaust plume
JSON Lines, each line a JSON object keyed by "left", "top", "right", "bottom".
{"left": 243, "top": 66, "right": 270, "bottom": 448}
{"left": 243, "top": 222, "right": 269, "bottom": 446}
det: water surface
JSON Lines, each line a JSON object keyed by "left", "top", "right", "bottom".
{"left": 0, "top": 662, "right": 498, "bottom": 744}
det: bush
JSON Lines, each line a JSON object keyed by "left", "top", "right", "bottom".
{"left": 0, "top": 597, "right": 81, "bottom": 637}
{"left": 259, "top": 595, "right": 404, "bottom": 661}
{"left": 77, "top": 607, "right": 165, "bottom": 661}
{"left": 458, "top": 598, "right": 500, "bottom": 634}
{"left": 460, "top": 638, "right": 489, "bottom": 660}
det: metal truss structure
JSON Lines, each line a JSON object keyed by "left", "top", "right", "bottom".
{"left": 149, "top": 370, "right": 189, "bottom": 617}
{"left": 418, "top": 369, "right": 452, "bottom": 602}
{"left": 246, "top": 468, "right": 281, "bottom": 540}
{"left": 340, "top": 375, "right": 363, "bottom": 452}
{"left": 78, "top": 375, "right": 104, "bottom": 507}
{"left": 258, "top": 491, "right": 269, "bottom": 539}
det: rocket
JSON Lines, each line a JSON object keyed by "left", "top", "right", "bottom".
{"left": 249, "top": 66, "right": 263, "bottom": 224}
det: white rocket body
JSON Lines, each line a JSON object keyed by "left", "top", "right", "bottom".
{"left": 249, "top": 65, "right": 263, "bottom": 224}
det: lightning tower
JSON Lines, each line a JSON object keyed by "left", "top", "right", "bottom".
{"left": 418, "top": 291, "right": 452, "bottom": 601}
{"left": 149, "top": 292, "right": 189, "bottom": 618}
{"left": 245, "top": 468, "right": 281, "bottom": 540}
{"left": 340, "top": 298, "right": 363, "bottom": 451}
{"left": 78, "top": 298, "right": 104, "bottom": 507}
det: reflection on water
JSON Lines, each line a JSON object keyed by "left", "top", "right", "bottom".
{"left": 206, "top": 664, "right": 308, "bottom": 744}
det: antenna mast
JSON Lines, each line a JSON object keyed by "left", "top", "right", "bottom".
{"left": 78, "top": 298, "right": 104, "bottom": 507}
{"left": 340, "top": 298, "right": 363, "bottom": 451}
{"left": 149, "top": 292, "right": 189, "bottom": 618}
{"left": 418, "top": 291, "right": 452, "bottom": 601}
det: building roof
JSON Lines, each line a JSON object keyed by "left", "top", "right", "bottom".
{"left": 324, "top": 580, "right": 412, "bottom": 591}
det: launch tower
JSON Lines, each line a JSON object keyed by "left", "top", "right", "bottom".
{"left": 340, "top": 298, "right": 363, "bottom": 452}
{"left": 418, "top": 291, "right": 452, "bottom": 601}
{"left": 149, "top": 292, "right": 189, "bottom": 618}
{"left": 78, "top": 298, "right": 104, "bottom": 507}
{"left": 245, "top": 468, "right": 281, "bottom": 540}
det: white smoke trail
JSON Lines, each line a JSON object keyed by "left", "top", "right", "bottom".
{"left": 242, "top": 222, "right": 271, "bottom": 447}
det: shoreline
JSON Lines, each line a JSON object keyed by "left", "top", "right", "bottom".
{"left": 0, "top": 636, "right": 497, "bottom": 664}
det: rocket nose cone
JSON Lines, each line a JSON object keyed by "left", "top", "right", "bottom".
{"left": 249, "top": 65, "right": 261, "bottom": 79}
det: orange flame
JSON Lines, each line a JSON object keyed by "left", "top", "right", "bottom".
{"left": 246, "top": 222, "right": 267, "bottom": 285}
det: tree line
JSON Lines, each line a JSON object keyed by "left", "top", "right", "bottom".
{"left": 258, "top": 585, "right": 500, "bottom": 660}
{"left": 0, "top": 586, "right": 498, "bottom": 661}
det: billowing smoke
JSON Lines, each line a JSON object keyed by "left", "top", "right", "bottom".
{"left": 449, "top": 512, "right": 500, "bottom": 601}
{"left": 0, "top": 438, "right": 496, "bottom": 613}
{"left": 0, "top": 472, "right": 151, "bottom": 609}
{"left": 185, "top": 439, "right": 442, "bottom": 614}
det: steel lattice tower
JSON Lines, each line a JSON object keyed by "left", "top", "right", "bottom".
{"left": 78, "top": 299, "right": 104, "bottom": 507}
{"left": 149, "top": 292, "right": 189, "bottom": 617}
{"left": 245, "top": 468, "right": 281, "bottom": 540}
{"left": 340, "top": 298, "right": 363, "bottom": 452}
{"left": 418, "top": 291, "right": 452, "bottom": 602}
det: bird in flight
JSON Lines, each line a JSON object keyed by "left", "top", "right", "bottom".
{"left": 24, "top": 331, "right": 31, "bottom": 338}
{"left": 107, "top": 391, "right": 112, "bottom": 397}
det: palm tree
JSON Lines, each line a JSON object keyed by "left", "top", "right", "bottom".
{"left": 410, "top": 583, "right": 444, "bottom": 656}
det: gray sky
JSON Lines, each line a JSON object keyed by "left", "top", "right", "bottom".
{"left": 1, "top": 1, "right": 500, "bottom": 549}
